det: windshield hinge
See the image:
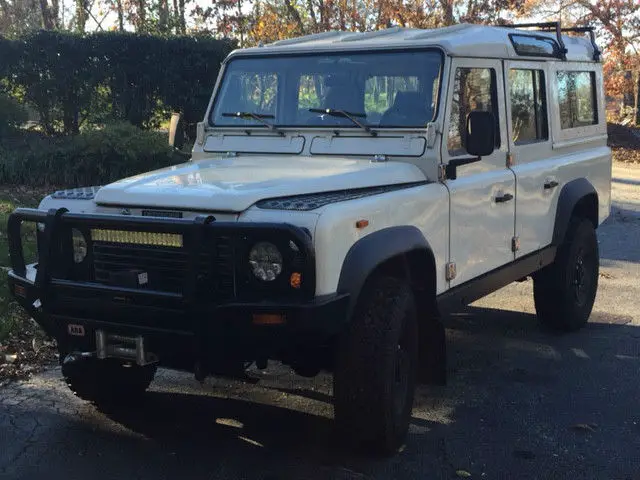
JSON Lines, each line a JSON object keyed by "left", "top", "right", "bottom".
{"left": 438, "top": 164, "right": 447, "bottom": 182}
{"left": 426, "top": 123, "right": 438, "bottom": 149}
{"left": 372, "top": 154, "right": 388, "bottom": 163}
{"left": 445, "top": 262, "right": 457, "bottom": 281}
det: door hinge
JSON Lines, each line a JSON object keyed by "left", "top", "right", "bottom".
{"left": 506, "top": 152, "right": 514, "bottom": 167}
{"left": 445, "top": 262, "right": 457, "bottom": 281}
{"left": 511, "top": 235, "right": 520, "bottom": 253}
{"left": 438, "top": 164, "right": 447, "bottom": 182}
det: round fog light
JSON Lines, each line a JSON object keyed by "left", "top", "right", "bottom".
{"left": 72, "top": 229, "right": 88, "bottom": 263}
{"left": 249, "top": 242, "right": 283, "bottom": 281}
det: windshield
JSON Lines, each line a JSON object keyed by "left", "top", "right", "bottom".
{"left": 210, "top": 50, "right": 442, "bottom": 129}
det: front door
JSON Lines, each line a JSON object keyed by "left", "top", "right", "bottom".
{"left": 441, "top": 58, "right": 516, "bottom": 287}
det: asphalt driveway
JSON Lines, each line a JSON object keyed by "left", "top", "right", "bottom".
{"left": 1, "top": 162, "right": 639, "bottom": 480}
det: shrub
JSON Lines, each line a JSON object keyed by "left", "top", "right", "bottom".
{"left": 0, "top": 122, "right": 182, "bottom": 187}
{"left": 0, "top": 93, "right": 27, "bottom": 138}
{"left": 1, "top": 32, "right": 235, "bottom": 135}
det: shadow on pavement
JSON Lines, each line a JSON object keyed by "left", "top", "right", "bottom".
{"left": 599, "top": 206, "right": 640, "bottom": 263}
{"left": 612, "top": 177, "right": 640, "bottom": 186}
{"left": 3, "top": 306, "right": 639, "bottom": 480}
{"left": 90, "top": 306, "right": 639, "bottom": 479}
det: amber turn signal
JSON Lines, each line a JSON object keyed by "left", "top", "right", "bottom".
{"left": 290, "top": 272, "right": 302, "bottom": 289}
{"left": 355, "top": 219, "right": 369, "bottom": 229}
{"left": 252, "top": 313, "right": 286, "bottom": 325}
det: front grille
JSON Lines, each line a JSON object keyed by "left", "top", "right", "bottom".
{"left": 91, "top": 237, "right": 235, "bottom": 300}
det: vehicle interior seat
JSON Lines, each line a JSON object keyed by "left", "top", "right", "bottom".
{"left": 379, "top": 91, "right": 432, "bottom": 127}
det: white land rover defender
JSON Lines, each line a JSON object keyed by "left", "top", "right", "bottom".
{"left": 8, "top": 22, "right": 611, "bottom": 455}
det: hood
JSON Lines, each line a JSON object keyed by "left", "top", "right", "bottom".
{"left": 94, "top": 155, "right": 426, "bottom": 212}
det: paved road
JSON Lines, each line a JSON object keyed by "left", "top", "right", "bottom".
{"left": 1, "top": 163, "right": 639, "bottom": 480}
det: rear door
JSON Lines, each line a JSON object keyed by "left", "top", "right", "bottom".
{"left": 441, "top": 58, "right": 516, "bottom": 287}
{"left": 503, "top": 61, "right": 556, "bottom": 258}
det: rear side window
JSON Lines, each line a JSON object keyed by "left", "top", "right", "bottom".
{"left": 509, "top": 69, "right": 548, "bottom": 144}
{"left": 448, "top": 67, "right": 500, "bottom": 155}
{"left": 557, "top": 71, "right": 597, "bottom": 129}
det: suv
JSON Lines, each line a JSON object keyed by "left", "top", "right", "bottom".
{"left": 8, "top": 22, "right": 611, "bottom": 455}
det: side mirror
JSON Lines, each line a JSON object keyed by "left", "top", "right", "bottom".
{"left": 465, "top": 110, "right": 495, "bottom": 157}
{"left": 169, "top": 112, "right": 185, "bottom": 150}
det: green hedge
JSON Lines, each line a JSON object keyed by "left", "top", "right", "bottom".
{"left": 0, "top": 93, "right": 27, "bottom": 137}
{"left": 0, "top": 31, "right": 235, "bottom": 135}
{"left": 0, "top": 122, "right": 182, "bottom": 187}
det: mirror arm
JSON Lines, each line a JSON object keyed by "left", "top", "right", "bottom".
{"left": 445, "top": 156, "right": 481, "bottom": 181}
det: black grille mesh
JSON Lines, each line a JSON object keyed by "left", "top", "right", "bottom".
{"left": 92, "top": 236, "right": 234, "bottom": 299}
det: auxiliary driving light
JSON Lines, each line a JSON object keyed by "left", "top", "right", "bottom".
{"left": 91, "top": 229, "right": 183, "bottom": 248}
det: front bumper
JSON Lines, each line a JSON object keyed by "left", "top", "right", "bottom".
{"left": 7, "top": 208, "right": 349, "bottom": 372}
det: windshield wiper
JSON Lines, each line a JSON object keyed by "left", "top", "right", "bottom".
{"left": 221, "top": 112, "right": 284, "bottom": 136}
{"left": 309, "top": 108, "right": 377, "bottom": 136}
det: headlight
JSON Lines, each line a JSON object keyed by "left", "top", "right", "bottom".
{"left": 72, "top": 229, "right": 88, "bottom": 263}
{"left": 249, "top": 242, "right": 283, "bottom": 281}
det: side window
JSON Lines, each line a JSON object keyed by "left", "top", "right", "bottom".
{"left": 557, "top": 71, "right": 597, "bottom": 129}
{"left": 447, "top": 67, "right": 499, "bottom": 155}
{"left": 509, "top": 69, "right": 548, "bottom": 144}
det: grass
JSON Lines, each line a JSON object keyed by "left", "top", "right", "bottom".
{"left": 0, "top": 186, "right": 49, "bottom": 342}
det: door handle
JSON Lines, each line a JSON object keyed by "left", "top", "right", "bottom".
{"left": 544, "top": 180, "right": 559, "bottom": 190}
{"left": 495, "top": 193, "right": 514, "bottom": 203}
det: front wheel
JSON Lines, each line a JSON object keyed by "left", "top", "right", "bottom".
{"left": 533, "top": 217, "right": 599, "bottom": 331}
{"left": 333, "top": 275, "right": 418, "bottom": 455}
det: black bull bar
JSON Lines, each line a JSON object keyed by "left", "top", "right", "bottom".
{"left": 7, "top": 207, "right": 348, "bottom": 370}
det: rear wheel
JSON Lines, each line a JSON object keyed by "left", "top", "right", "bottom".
{"left": 333, "top": 275, "right": 418, "bottom": 456}
{"left": 533, "top": 217, "right": 599, "bottom": 331}
{"left": 61, "top": 353, "right": 156, "bottom": 405}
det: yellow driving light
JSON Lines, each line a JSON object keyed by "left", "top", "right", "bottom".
{"left": 91, "top": 229, "right": 183, "bottom": 248}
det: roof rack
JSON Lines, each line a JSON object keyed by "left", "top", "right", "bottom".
{"left": 502, "top": 21, "right": 601, "bottom": 62}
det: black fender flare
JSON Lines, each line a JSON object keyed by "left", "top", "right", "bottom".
{"left": 337, "top": 226, "right": 436, "bottom": 319}
{"left": 552, "top": 178, "right": 599, "bottom": 246}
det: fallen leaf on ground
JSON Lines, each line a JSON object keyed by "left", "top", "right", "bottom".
{"left": 571, "top": 423, "right": 597, "bottom": 432}
{"left": 456, "top": 470, "right": 472, "bottom": 478}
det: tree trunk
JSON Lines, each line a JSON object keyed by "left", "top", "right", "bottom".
{"left": 635, "top": 71, "right": 640, "bottom": 126}
{"left": 178, "top": 0, "right": 185, "bottom": 34}
{"left": 283, "top": 0, "right": 305, "bottom": 34}
{"left": 39, "top": 0, "right": 55, "bottom": 29}
{"left": 172, "top": 0, "right": 178, "bottom": 33}
{"left": 237, "top": 0, "right": 245, "bottom": 47}
{"left": 158, "top": 0, "right": 169, "bottom": 32}
{"left": 116, "top": 0, "right": 124, "bottom": 30}
{"left": 75, "top": 0, "right": 87, "bottom": 32}
{"left": 136, "top": 0, "right": 146, "bottom": 32}
{"left": 439, "top": 0, "right": 454, "bottom": 26}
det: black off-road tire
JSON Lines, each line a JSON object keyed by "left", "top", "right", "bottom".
{"left": 61, "top": 354, "right": 156, "bottom": 405}
{"left": 533, "top": 217, "right": 599, "bottom": 331}
{"left": 333, "top": 275, "right": 418, "bottom": 456}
